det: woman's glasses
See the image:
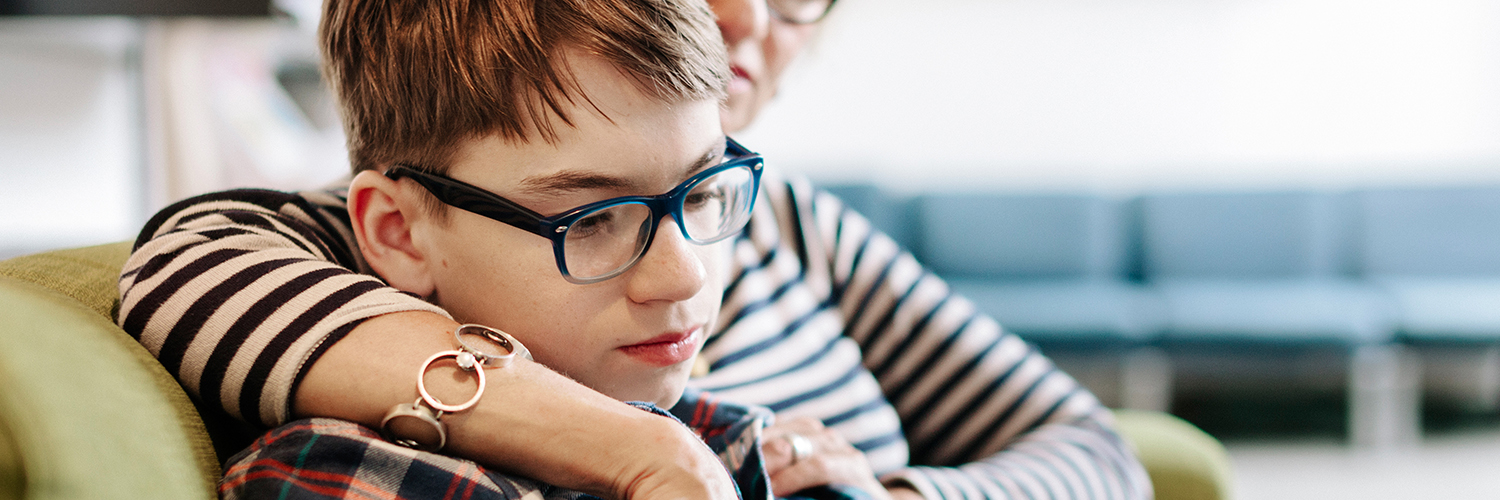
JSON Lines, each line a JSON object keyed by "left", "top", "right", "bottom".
{"left": 770, "top": 0, "right": 836, "bottom": 24}
{"left": 386, "top": 138, "right": 764, "bottom": 284}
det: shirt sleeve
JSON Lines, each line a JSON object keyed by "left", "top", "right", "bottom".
{"left": 117, "top": 188, "right": 450, "bottom": 428}
{"left": 794, "top": 177, "right": 1152, "bottom": 500}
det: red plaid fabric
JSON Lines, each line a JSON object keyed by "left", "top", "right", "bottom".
{"left": 220, "top": 389, "right": 844, "bottom": 500}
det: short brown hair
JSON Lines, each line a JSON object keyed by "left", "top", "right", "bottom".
{"left": 320, "top": 0, "right": 729, "bottom": 175}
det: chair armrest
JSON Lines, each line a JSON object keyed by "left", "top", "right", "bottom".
{"left": 1113, "top": 409, "right": 1234, "bottom": 500}
{"left": 0, "top": 244, "right": 219, "bottom": 499}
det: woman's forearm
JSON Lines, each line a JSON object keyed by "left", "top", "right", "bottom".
{"left": 295, "top": 311, "right": 737, "bottom": 500}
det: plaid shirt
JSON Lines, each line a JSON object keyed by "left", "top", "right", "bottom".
{"left": 220, "top": 388, "right": 873, "bottom": 500}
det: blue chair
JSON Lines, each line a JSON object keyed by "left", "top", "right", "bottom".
{"left": 1140, "top": 191, "right": 1411, "bottom": 447}
{"left": 914, "top": 193, "right": 1169, "bottom": 409}
{"left": 1356, "top": 187, "right": 1500, "bottom": 341}
{"left": 1356, "top": 187, "right": 1500, "bottom": 412}
{"left": 916, "top": 193, "right": 1163, "bottom": 343}
{"left": 1142, "top": 192, "right": 1394, "bottom": 343}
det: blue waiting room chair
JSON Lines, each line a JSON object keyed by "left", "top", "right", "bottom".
{"left": 1140, "top": 191, "right": 1412, "bottom": 448}
{"left": 913, "top": 192, "right": 1170, "bottom": 410}
{"left": 1356, "top": 186, "right": 1500, "bottom": 411}
{"left": 1357, "top": 187, "right": 1500, "bottom": 341}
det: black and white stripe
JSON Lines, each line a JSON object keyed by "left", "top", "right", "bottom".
{"left": 118, "top": 189, "right": 449, "bottom": 427}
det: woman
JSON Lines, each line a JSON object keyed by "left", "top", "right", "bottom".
{"left": 118, "top": 0, "right": 1150, "bottom": 498}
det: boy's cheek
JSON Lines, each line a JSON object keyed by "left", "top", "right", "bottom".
{"left": 708, "top": 239, "right": 734, "bottom": 287}
{"left": 703, "top": 241, "right": 732, "bottom": 328}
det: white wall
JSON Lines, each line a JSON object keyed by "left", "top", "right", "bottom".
{"left": 0, "top": 16, "right": 339, "bottom": 258}
{"left": 0, "top": 19, "right": 143, "bottom": 256}
{"left": 6, "top": 1, "right": 1500, "bottom": 255}
{"left": 738, "top": 0, "right": 1500, "bottom": 193}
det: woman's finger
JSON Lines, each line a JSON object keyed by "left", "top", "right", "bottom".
{"left": 760, "top": 418, "right": 889, "bottom": 498}
{"left": 768, "top": 446, "right": 887, "bottom": 499}
{"left": 761, "top": 417, "right": 829, "bottom": 474}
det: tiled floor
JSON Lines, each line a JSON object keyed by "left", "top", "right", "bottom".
{"left": 1227, "top": 430, "right": 1500, "bottom": 499}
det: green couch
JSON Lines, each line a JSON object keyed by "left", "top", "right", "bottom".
{"left": 0, "top": 242, "right": 218, "bottom": 499}
{"left": 0, "top": 242, "right": 1233, "bottom": 500}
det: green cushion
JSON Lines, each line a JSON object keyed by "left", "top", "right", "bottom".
{"left": 1114, "top": 409, "right": 1234, "bottom": 500}
{"left": 0, "top": 243, "right": 219, "bottom": 499}
{"left": 0, "top": 406, "right": 23, "bottom": 500}
{"left": 0, "top": 242, "right": 134, "bottom": 320}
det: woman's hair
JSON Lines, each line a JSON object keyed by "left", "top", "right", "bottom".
{"left": 320, "top": 0, "right": 729, "bottom": 174}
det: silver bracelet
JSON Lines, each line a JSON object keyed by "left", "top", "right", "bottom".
{"left": 454, "top": 323, "right": 533, "bottom": 367}
{"left": 380, "top": 324, "right": 528, "bottom": 451}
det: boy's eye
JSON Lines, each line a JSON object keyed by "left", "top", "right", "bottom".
{"left": 570, "top": 210, "right": 615, "bottom": 237}
{"left": 684, "top": 182, "right": 727, "bottom": 209}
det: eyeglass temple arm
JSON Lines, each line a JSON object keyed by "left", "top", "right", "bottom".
{"left": 726, "top": 137, "right": 754, "bottom": 158}
{"left": 385, "top": 166, "right": 556, "bottom": 238}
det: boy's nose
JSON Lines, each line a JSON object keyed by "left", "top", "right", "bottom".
{"left": 709, "top": 0, "right": 770, "bottom": 48}
{"left": 626, "top": 217, "right": 708, "bottom": 304}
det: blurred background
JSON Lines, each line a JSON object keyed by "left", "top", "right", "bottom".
{"left": 5, "top": 0, "right": 1500, "bottom": 497}
{"left": 745, "top": 0, "right": 1500, "bottom": 191}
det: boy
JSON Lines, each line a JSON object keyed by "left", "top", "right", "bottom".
{"left": 121, "top": 0, "right": 1149, "bottom": 498}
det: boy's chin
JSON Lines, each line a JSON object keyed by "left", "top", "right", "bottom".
{"left": 598, "top": 369, "right": 690, "bottom": 409}
{"left": 615, "top": 386, "right": 686, "bottom": 410}
{"left": 644, "top": 375, "right": 690, "bottom": 409}
{"left": 651, "top": 389, "right": 687, "bottom": 410}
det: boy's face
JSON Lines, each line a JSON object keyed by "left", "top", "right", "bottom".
{"left": 412, "top": 54, "right": 729, "bottom": 408}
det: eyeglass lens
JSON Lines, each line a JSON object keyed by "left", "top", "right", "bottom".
{"left": 560, "top": 165, "right": 758, "bottom": 280}
{"left": 768, "top": 0, "right": 834, "bottom": 24}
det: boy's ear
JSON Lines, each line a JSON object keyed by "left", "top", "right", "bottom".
{"left": 348, "top": 170, "right": 438, "bottom": 298}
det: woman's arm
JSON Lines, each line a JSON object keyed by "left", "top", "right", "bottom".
{"left": 119, "top": 188, "right": 736, "bottom": 500}
{"left": 802, "top": 181, "right": 1152, "bottom": 499}
{"left": 302, "top": 312, "right": 736, "bottom": 499}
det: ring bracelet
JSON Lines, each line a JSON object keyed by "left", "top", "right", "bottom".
{"left": 380, "top": 324, "right": 531, "bottom": 451}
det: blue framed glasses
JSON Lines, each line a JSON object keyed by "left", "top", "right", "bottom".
{"left": 386, "top": 138, "right": 764, "bottom": 284}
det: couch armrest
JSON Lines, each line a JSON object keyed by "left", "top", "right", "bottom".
{"left": 0, "top": 241, "right": 134, "bottom": 319}
{"left": 0, "top": 250, "right": 219, "bottom": 499}
{"left": 1114, "top": 409, "right": 1234, "bottom": 500}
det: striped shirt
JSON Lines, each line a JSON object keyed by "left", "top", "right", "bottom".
{"left": 119, "top": 168, "right": 1150, "bottom": 499}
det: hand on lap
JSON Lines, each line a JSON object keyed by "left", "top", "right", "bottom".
{"left": 762, "top": 417, "right": 920, "bottom": 500}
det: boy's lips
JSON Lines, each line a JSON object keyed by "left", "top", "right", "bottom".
{"left": 619, "top": 327, "right": 702, "bottom": 367}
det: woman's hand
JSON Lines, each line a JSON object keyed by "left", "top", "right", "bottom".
{"left": 761, "top": 417, "right": 921, "bottom": 500}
